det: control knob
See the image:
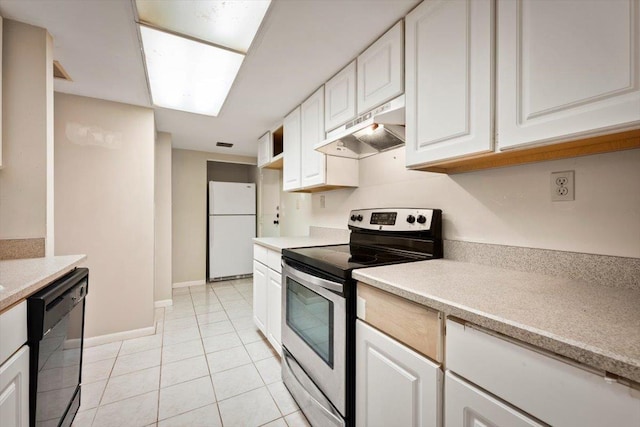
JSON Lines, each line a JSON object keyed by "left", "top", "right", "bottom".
{"left": 406, "top": 215, "right": 416, "bottom": 224}
{"left": 350, "top": 215, "right": 357, "bottom": 221}
{"left": 356, "top": 215, "right": 363, "bottom": 222}
{"left": 417, "top": 215, "right": 427, "bottom": 224}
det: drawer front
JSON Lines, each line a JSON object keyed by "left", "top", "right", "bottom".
{"left": 266, "top": 249, "right": 281, "bottom": 273}
{"left": 357, "top": 283, "right": 443, "bottom": 362}
{"left": 445, "top": 371, "right": 544, "bottom": 427}
{"left": 253, "top": 244, "right": 268, "bottom": 265}
{"left": 446, "top": 319, "right": 640, "bottom": 427}
{"left": 0, "top": 301, "right": 27, "bottom": 365}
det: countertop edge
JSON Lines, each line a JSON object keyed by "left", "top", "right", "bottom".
{"left": 0, "top": 255, "right": 87, "bottom": 313}
{"left": 352, "top": 269, "right": 640, "bottom": 385}
{"left": 253, "top": 236, "right": 350, "bottom": 252}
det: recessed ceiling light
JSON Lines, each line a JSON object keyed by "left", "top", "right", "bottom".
{"left": 139, "top": 25, "right": 244, "bottom": 116}
{"left": 135, "top": 0, "right": 271, "bottom": 53}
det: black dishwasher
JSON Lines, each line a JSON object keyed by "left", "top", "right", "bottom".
{"left": 27, "top": 268, "right": 88, "bottom": 427}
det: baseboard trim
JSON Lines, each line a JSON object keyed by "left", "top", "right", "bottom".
{"left": 154, "top": 299, "right": 173, "bottom": 308}
{"left": 84, "top": 326, "right": 156, "bottom": 348}
{"left": 172, "top": 280, "right": 205, "bottom": 288}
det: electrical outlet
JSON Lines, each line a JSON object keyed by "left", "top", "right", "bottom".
{"left": 551, "top": 170, "right": 575, "bottom": 201}
{"left": 320, "top": 195, "right": 326, "bottom": 209}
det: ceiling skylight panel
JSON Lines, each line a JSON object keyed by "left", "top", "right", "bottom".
{"left": 139, "top": 25, "right": 244, "bottom": 116}
{"left": 136, "top": 0, "right": 271, "bottom": 53}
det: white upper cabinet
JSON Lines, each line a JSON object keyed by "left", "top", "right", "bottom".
{"left": 283, "top": 106, "right": 302, "bottom": 191}
{"left": 301, "top": 87, "right": 326, "bottom": 188}
{"left": 257, "top": 131, "right": 271, "bottom": 167}
{"left": 324, "top": 61, "right": 357, "bottom": 132}
{"left": 283, "top": 88, "right": 358, "bottom": 192}
{"left": 497, "top": 0, "right": 640, "bottom": 150}
{"left": 405, "top": 0, "right": 494, "bottom": 167}
{"left": 357, "top": 20, "right": 404, "bottom": 115}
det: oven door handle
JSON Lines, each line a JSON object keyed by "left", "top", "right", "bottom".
{"left": 282, "top": 259, "right": 344, "bottom": 294}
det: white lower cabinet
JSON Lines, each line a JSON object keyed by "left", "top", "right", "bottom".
{"left": 356, "top": 320, "right": 442, "bottom": 427}
{"left": 445, "top": 371, "right": 542, "bottom": 427}
{"left": 446, "top": 319, "right": 640, "bottom": 427}
{"left": 0, "top": 345, "right": 29, "bottom": 427}
{"left": 252, "top": 260, "right": 268, "bottom": 334}
{"left": 266, "top": 269, "right": 282, "bottom": 353}
{"left": 0, "top": 300, "right": 28, "bottom": 427}
{"left": 253, "top": 244, "right": 282, "bottom": 354}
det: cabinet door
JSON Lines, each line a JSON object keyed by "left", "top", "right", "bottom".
{"left": 405, "top": 0, "right": 494, "bottom": 167}
{"left": 357, "top": 21, "right": 404, "bottom": 115}
{"left": 445, "top": 371, "right": 543, "bottom": 427}
{"left": 266, "top": 269, "right": 282, "bottom": 354}
{"left": 300, "top": 87, "right": 326, "bottom": 189}
{"left": 283, "top": 106, "right": 302, "bottom": 191}
{"left": 257, "top": 132, "right": 271, "bottom": 167}
{"left": 325, "top": 61, "right": 357, "bottom": 132}
{"left": 356, "top": 320, "right": 442, "bottom": 427}
{"left": 498, "top": 0, "right": 640, "bottom": 150}
{"left": 252, "top": 261, "right": 268, "bottom": 334}
{"left": 0, "top": 346, "right": 29, "bottom": 427}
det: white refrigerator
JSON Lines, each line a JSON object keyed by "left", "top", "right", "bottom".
{"left": 209, "top": 181, "right": 256, "bottom": 280}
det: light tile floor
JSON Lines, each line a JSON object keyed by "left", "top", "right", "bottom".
{"left": 72, "top": 278, "right": 310, "bottom": 427}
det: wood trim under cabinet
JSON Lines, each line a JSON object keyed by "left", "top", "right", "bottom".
{"left": 357, "top": 282, "right": 444, "bottom": 362}
{"left": 262, "top": 154, "right": 283, "bottom": 170}
{"left": 412, "top": 129, "right": 640, "bottom": 174}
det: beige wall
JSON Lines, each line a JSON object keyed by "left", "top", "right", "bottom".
{"left": 155, "top": 132, "right": 172, "bottom": 303}
{"left": 172, "top": 148, "right": 256, "bottom": 284}
{"left": 306, "top": 147, "right": 640, "bottom": 258}
{"left": 55, "top": 93, "right": 155, "bottom": 338}
{"left": 0, "top": 20, "right": 53, "bottom": 251}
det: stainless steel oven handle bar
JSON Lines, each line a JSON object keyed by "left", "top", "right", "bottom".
{"left": 282, "top": 260, "right": 344, "bottom": 294}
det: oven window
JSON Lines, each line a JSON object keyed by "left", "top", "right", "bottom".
{"left": 286, "top": 278, "right": 334, "bottom": 367}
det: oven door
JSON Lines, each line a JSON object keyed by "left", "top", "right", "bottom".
{"left": 281, "top": 260, "right": 346, "bottom": 418}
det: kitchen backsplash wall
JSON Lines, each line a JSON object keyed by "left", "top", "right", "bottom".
{"left": 307, "top": 147, "right": 640, "bottom": 258}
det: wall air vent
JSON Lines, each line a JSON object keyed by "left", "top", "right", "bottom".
{"left": 216, "top": 142, "right": 233, "bottom": 148}
{"left": 53, "top": 61, "right": 72, "bottom": 81}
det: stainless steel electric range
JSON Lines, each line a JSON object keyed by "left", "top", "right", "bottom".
{"left": 280, "top": 208, "right": 443, "bottom": 426}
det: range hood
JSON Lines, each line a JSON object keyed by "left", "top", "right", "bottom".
{"left": 314, "top": 95, "right": 405, "bottom": 159}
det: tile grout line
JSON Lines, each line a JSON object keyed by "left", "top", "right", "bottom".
{"left": 196, "top": 283, "right": 226, "bottom": 426}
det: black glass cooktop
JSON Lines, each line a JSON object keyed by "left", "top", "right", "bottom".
{"left": 283, "top": 244, "right": 430, "bottom": 280}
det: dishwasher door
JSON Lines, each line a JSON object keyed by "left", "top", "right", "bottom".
{"left": 28, "top": 268, "right": 88, "bottom": 427}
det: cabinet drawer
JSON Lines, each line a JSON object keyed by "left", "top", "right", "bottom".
{"left": 445, "top": 371, "right": 543, "bottom": 427}
{"left": 253, "top": 244, "right": 268, "bottom": 265}
{"left": 357, "top": 283, "right": 443, "bottom": 362}
{"left": 267, "top": 249, "right": 281, "bottom": 273}
{"left": 0, "top": 301, "right": 27, "bottom": 365}
{"left": 446, "top": 319, "right": 640, "bottom": 427}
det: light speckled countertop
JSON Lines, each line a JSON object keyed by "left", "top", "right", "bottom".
{"left": 253, "top": 236, "right": 350, "bottom": 252}
{"left": 353, "top": 259, "right": 640, "bottom": 384}
{"left": 0, "top": 255, "right": 87, "bottom": 312}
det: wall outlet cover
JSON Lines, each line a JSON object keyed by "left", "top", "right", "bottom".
{"left": 551, "top": 170, "right": 575, "bottom": 201}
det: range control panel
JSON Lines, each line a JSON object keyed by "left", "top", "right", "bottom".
{"left": 348, "top": 208, "right": 439, "bottom": 232}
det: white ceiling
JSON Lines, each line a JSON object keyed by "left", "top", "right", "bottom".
{"left": 0, "top": 0, "right": 420, "bottom": 157}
